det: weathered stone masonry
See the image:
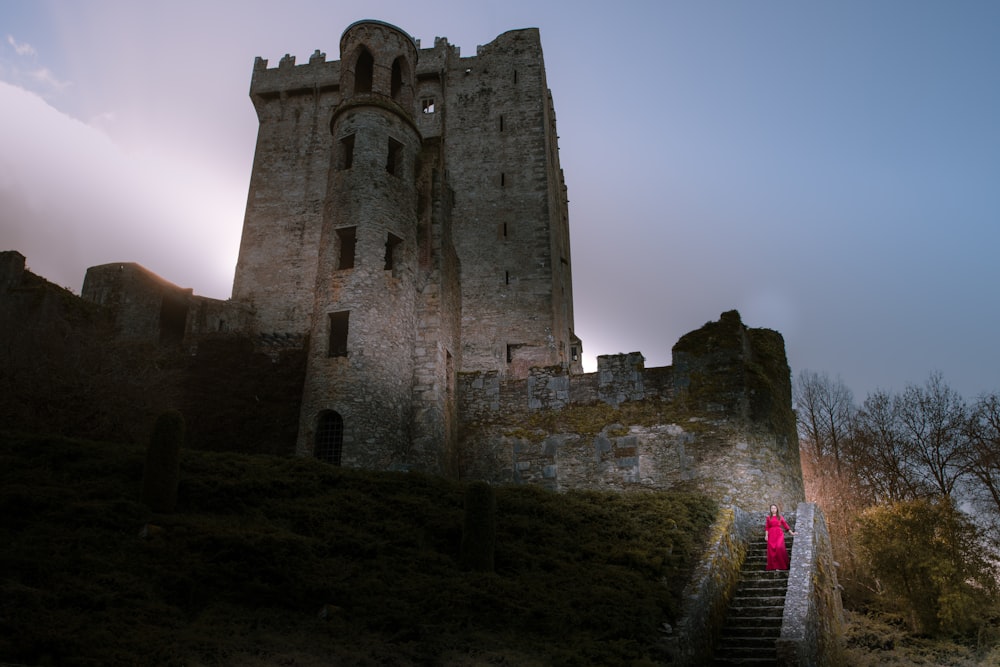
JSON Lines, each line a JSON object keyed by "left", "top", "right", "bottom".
{"left": 458, "top": 310, "right": 804, "bottom": 512}
{"left": 12, "top": 21, "right": 803, "bottom": 511}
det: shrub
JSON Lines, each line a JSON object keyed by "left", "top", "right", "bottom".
{"left": 460, "top": 480, "right": 497, "bottom": 572}
{"left": 141, "top": 410, "right": 184, "bottom": 512}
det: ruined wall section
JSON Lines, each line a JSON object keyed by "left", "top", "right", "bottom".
{"left": 458, "top": 312, "right": 805, "bottom": 512}
{"left": 82, "top": 263, "right": 192, "bottom": 344}
{"left": 444, "top": 29, "right": 576, "bottom": 377}
{"left": 82, "top": 263, "right": 253, "bottom": 347}
{"left": 231, "top": 51, "right": 341, "bottom": 336}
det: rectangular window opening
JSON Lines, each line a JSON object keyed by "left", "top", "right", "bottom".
{"left": 505, "top": 270, "right": 510, "bottom": 285}
{"left": 421, "top": 98, "right": 435, "bottom": 113}
{"left": 384, "top": 232, "right": 403, "bottom": 272}
{"left": 336, "top": 226, "right": 356, "bottom": 270}
{"left": 328, "top": 311, "right": 349, "bottom": 358}
{"left": 338, "top": 134, "right": 355, "bottom": 170}
{"left": 499, "top": 115, "right": 504, "bottom": 132}
{"left": 386, "top": 137, "right": 404, "bottom": 176}
{"left": 500, "top": 172, "right": 505, "bottom": 187}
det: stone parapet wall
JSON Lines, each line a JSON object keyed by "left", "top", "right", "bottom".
{"left": 777, "top": 502, "right": 845, "bottom": 667}
{"left": 458, "top": 313, "right": 804, "bottom": 510}
{"left": 663, "top": 506, "right": 753, "bottom": 665}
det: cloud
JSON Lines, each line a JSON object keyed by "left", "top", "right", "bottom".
{"left": 7, "top": 35, "right": 36, "bottom": 57}
{"left": 0, "top": 81, "right": 242, "bottom": 298}
{"left": 30, "top": 66, "right": 71, "bottom": 91}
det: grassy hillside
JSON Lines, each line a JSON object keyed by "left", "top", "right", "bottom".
{"left": 0, "top": 432, "right": 718, "bottom": 666}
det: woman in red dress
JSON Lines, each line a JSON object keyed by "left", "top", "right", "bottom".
{"left": 765, "top": 503, "right": 796, "bottom": 570}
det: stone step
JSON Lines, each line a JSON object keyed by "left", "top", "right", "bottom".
{"left": 737, "top": 579, "right": 788, "bottom": 591}
{"left": 730, "top": 594, "right": 787, "bottom": 607}
{"left": 739, "top": 572, "right": 789, "bottom": 582}
{"left": 712, "top": 655, "right": 778, "bottom": 666}
{"left": 711, "top": 523, "right": 795, "bottom": 665}
{"left": 721, "top": 624, "right": 781, "bottom": 638}
{"left": 714, "top": 644, "right": 778, "bottom": 660}
{"left": 718, "top": 633, "right": 782, "bottom": 649}
{"left": 728, "top": 605, "right": 785, "bottom": 619}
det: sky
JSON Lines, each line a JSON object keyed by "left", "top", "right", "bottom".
{"left": 2, "top": 0, "right": 999, "bottom": 403}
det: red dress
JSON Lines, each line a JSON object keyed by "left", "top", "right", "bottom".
{"left": 765, "top": 515, "right": 791, "bottom": 570}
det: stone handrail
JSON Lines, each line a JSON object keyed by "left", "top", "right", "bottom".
{"left": 776, "top": 502, "right": 845, "bottom": 666}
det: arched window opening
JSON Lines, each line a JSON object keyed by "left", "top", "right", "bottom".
{"left": 390, "top": 57, "right": 405, "bottom": 101}
{"left": 354, "top": 48, "right": 374, "bottom": 94}
{"left": 314, "top": 411, "right": 344, "bottom": 465}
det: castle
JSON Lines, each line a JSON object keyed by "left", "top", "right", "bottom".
{"left": 3, "top": 23, "right": 839, "bottom": 659}
{"left": 6, "top": 20, "right": 804, "bottom": 513}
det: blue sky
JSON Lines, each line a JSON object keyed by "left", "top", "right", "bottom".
{"left": 2, "top": 0, "right": 999, "bottom": 401}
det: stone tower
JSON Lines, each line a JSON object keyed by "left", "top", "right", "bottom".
{"left": 230, "top": 21, "right": 581, "bottom": 471}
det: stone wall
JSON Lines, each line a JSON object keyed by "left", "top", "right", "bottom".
{"left": 662, "top": 506, "right": 753, "bottom": 665}
{"left": 445, "top": 27, "right": 579, "bottom": 377}
{"left": 458, "top": 311, "right": 805, "bottom": 512}
{"left": 777, "top": 502, "right": 845, "bottom": 667}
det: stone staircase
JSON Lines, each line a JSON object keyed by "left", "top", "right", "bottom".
{"left": 712, "top": 523, "right": 794, "bottom": 666}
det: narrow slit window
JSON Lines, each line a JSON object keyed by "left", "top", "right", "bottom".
{"left": 336, "top": 226, "right": 356, "bottom": 270}
{"left": 390, "top": 57, "right": 404, "bottom": 101}
{"left": 386, "top": 137, "right": 404, "bottom": 176}
{"left": 328, "top": 311, "right": 349, "bottom": 357}
{"left": 338, "top": 134, "right": 355, "bottom": 170}
{"left": 500, "top": 172, "right": 505, "bottom": 187}
{"left": 505, "top": 271, "right": 510, "bottom": 285}
{"left": 384, "top": 233, "right": 402, "bottom": 272}
{"left": 499, "top": 115, "right": 504, "bottom": 131}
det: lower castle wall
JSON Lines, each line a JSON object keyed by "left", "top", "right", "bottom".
{"left": 458, "top": 347, "right": 804, "bottom": 512}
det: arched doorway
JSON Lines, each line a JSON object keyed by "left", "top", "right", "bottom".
{"left": 314, "top": 410, "right": 344, "bottom": 465}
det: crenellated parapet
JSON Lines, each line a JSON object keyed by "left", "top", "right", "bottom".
{"left": 458, "top": 311, "right": 804, "bottom": 511}
{"left": 250, "top": 52, "right": 341, "bottom": 102}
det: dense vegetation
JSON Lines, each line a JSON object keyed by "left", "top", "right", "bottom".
{"left": 796, "top": 371, "right": 1000, "bottom": 661}
{"left": 0, "top": 431, "right": 717, "bottom": 666}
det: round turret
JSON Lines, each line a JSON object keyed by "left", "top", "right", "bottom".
{"left": 296, "top": 20, "right": 424, "bottom": 468}
{"left": 338, "top": 20, "right": 418, "bottom": 121}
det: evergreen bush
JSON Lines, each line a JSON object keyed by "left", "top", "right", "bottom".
{"left": 460, "top": 480, "right": 496, "bottom": 572}
{"left": 141, "top": 409, "right": 184, "bottom": 513}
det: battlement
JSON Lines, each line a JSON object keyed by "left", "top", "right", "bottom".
{"left": 3, "top": 23, "right": 804, "bottom": 516}
{"left": 250, "top": 53, "right": 341, "bottom": 99}
{"left": 457, "top": 312, "right": 804, "bottom": 511}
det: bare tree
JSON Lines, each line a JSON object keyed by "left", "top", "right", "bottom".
{"left": 794, "top": 370, "right": 870, "bottom": 601}
{"left": 896, "top": 372, "right": 970, "bottom": 499}
{"left": 853, "top": 389, "right": 926, "bottom": 503}
{"left": 965, "top": 392, "right": 1000, "bottom": 543}
{"left": 794, "top": 370, "right": 855, "bottom": 477}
